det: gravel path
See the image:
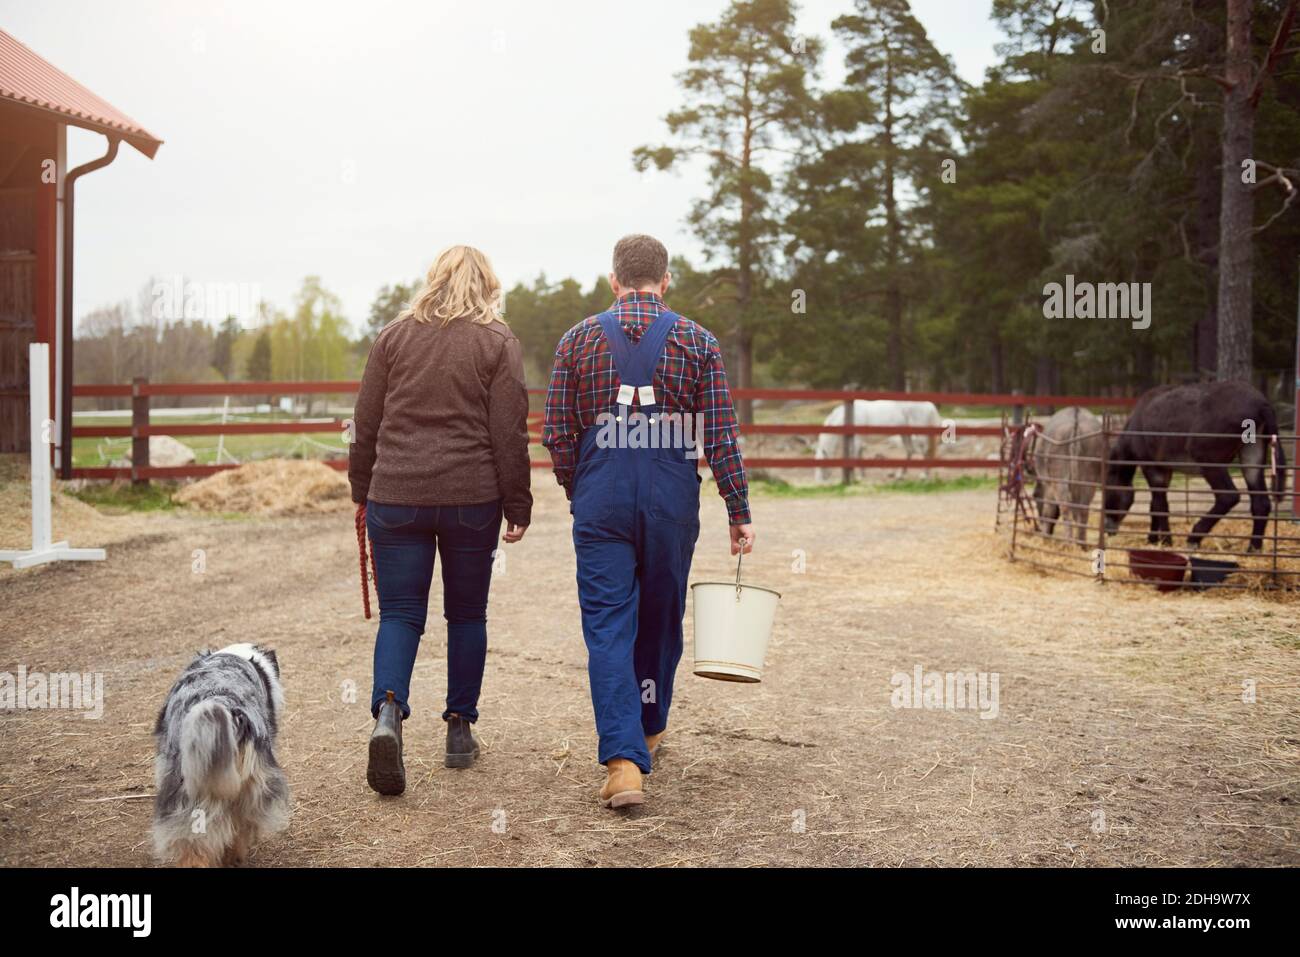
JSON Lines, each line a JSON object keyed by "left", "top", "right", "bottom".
{"left": 1, "top": 483, "right": 1295, "bottom": 867}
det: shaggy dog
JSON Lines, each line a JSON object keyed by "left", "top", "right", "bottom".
{"left": 152, "top": 643, "right": 290, "bottom": 866}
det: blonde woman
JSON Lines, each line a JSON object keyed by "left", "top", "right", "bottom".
{"left": 349, "top": 245, "right": 531, "bottom": 796}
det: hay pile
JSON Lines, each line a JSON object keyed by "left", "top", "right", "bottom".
{"left": 176, "top": 459, "right": 351, "bottom": 516}
{"left": 0, "top": 454, "right": 146, "bottom": 569}
{"left": 0, "top": 467, "right": 108, "bottom": 548}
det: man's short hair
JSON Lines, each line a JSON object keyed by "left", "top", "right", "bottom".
{"left": 612, "top": 234, "right": 669, "bottom": 289}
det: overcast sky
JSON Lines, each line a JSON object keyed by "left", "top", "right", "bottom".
{"left": 2, "top": 0, "right": 1003, "bottom": 330}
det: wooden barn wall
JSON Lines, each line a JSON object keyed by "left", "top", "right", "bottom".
{"left": 0, "top": 103, "right": 58, "bottom": 455}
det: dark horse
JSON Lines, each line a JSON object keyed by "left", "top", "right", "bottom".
{"left": 1103, "top": 382, "right": 1287, "bottom": 551}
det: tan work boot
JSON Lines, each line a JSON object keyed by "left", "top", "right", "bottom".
{"left": 599, "top": 758, "right": 644, "bottom": 808}
{"left": 645, "top": 730, "right": 665, "bottom": 758}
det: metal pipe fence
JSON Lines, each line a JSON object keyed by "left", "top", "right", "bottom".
{"left": 999, "top": 417, "right": 1300, "bottom": 594}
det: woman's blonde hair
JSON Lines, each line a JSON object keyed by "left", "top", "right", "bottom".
{"left": 398, "top": 245, "right": 503, "bottom": 326}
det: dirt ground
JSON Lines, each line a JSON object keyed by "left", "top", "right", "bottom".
{"left": 1, "top": 476, "right": 1296, "bottom": 868}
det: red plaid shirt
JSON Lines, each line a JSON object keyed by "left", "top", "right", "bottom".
{"left": 542, "top": 291, "right": 750, "bottom": 525}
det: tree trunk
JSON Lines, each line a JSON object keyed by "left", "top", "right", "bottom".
{"left": 1216, "top": 0, "right": 1256, "bottom": 382}
{"left": 1033, "top": 354, "right": 1056, "bottom": 414}
{"left": 734, "top": 68, "right": 756, "bottom": 424}
{"left": 1194, "top": 131, "right": 1221, "bottom": 376}
{"left": 733, "top": 277, "right": 755, "bottom": 425}
{"left": 989, "top": 334, "right": 1004, "bottom": 394}
{"left": 731, "top": 330, "right": 754, "bottom": 423}
{"left": 733, "top": 257, "right": 754, "bottom": 423}
{"left": 1135, "top": 337, "right": 1156, "bottom": 389}
{"left": 882, "top": 53, "right": 906, "bottom": 392}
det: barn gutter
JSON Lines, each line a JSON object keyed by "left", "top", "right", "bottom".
{"left": 59, "top": 135, "right": 120, "bottom": 479}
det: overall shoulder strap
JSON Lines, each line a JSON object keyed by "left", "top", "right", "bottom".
{"left": 620, "top": 309, "right": 679, "bottom": 386}
{"left": 596, "top": 311, "right": 635, "bottom": 381}
{"left": 642, "top": 309, "right": 679, "bottom": 364}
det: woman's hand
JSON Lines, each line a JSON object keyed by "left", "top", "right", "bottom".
{"left": 502, "top": 523, "right": 528, "bottom": 544}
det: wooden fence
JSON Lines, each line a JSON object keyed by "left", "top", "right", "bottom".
{"left": 68, "top": 378, "right": 1139, "bottom": 483}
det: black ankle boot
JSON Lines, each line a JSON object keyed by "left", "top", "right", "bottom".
{"left": 445, "top": 714, "right": 480, "bottom": 768}
{"left": 367, "top": 691, "right": 406, "bottom": 795}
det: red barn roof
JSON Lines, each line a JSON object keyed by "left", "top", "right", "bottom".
{"left": 0, "top": 29, "right": 162, "bottom": 158}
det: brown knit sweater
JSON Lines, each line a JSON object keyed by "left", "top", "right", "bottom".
{"left": 348, "top": 315, "right": 532, "bottom": 526}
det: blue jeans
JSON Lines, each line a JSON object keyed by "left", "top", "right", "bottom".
{"left": 367, "top": 500, "right": 502, "bottom": 722}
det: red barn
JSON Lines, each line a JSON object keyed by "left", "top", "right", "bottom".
{"left": 0, "top": 28, "right": 161, "bottom": 468}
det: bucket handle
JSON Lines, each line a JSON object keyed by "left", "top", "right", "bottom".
{"left": 733, "top": 530, "right": 754, "bottom": 598}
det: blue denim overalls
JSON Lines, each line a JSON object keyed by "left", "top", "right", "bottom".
{"left": 571, "top": 307, "right": 701, "bottom": 774}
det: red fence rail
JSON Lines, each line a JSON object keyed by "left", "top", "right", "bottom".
{"left": 68, "top": 380, "right": 1140, "bottom": 482}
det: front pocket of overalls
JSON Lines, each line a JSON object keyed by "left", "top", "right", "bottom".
{"left": 649, "top": 458, "right": 701, "bottom": 527}
{"left": 571, "top": 453, "right": 617, "bottom": 523}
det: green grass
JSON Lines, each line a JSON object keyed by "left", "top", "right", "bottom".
{"left": 750, "top": 478, "right": 871, "bottom": 498}
{"left": 71, "top": 411, "right": 350, "bottom": 468}
{"left": 73, "top": 433, "right": 349, "bottom": 468}
{"left": 751, "top": 474, "right": 997, "bottom": 498}
{"left": 67, "top": 481, "right": 179, "bottom": 513}
{"left": 871, "top": 474, "right": 999, "bottom": 494}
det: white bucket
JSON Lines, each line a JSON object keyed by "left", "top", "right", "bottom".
{"left": 691, "top": 551, "right": 781, "bottom": 682}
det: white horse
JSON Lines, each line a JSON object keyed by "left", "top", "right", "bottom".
{"left": 814, "top": 400, "right": 943, "bottom": 482}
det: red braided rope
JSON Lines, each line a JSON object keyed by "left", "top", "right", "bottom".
{"left": 356, "top": 506, "right": 374, "bottom": 620}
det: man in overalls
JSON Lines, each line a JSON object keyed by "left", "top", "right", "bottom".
{"left": 543, "top": 234, "right": 754, "bottom": 808}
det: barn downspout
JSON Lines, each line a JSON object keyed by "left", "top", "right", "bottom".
{"left": 59, "top": 135, "right": 120, "bottom": 479}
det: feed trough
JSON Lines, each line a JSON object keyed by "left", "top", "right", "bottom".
{"left": 1126, "top": 549, "right": 1188, "bottom": 592}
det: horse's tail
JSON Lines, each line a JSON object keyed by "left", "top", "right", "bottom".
{"left": 1261, "top": 402, "right": 1287, "bottom": 501}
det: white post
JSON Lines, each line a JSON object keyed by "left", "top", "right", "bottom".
{"left": 216, "top": 394, "right": 230, "bottom": 464}
{"left": 0, "top": 343, "right": 106, "bottom": 568}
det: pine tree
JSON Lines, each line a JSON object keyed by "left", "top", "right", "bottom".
{"left": 211, "top": 315, "right": 240, "bottom": 380}
{"left": 634, "top": 0, "right": 819, "bottom": 420}
{"left": 794, "top": 0, "right": 962, "bottom": 390}
{"left": 246, "top": 330, "right": 272, "bottom": 383}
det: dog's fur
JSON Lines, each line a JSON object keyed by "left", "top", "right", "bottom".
{"left": 152, "top": 643, "right": 290, "bottom": 866}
